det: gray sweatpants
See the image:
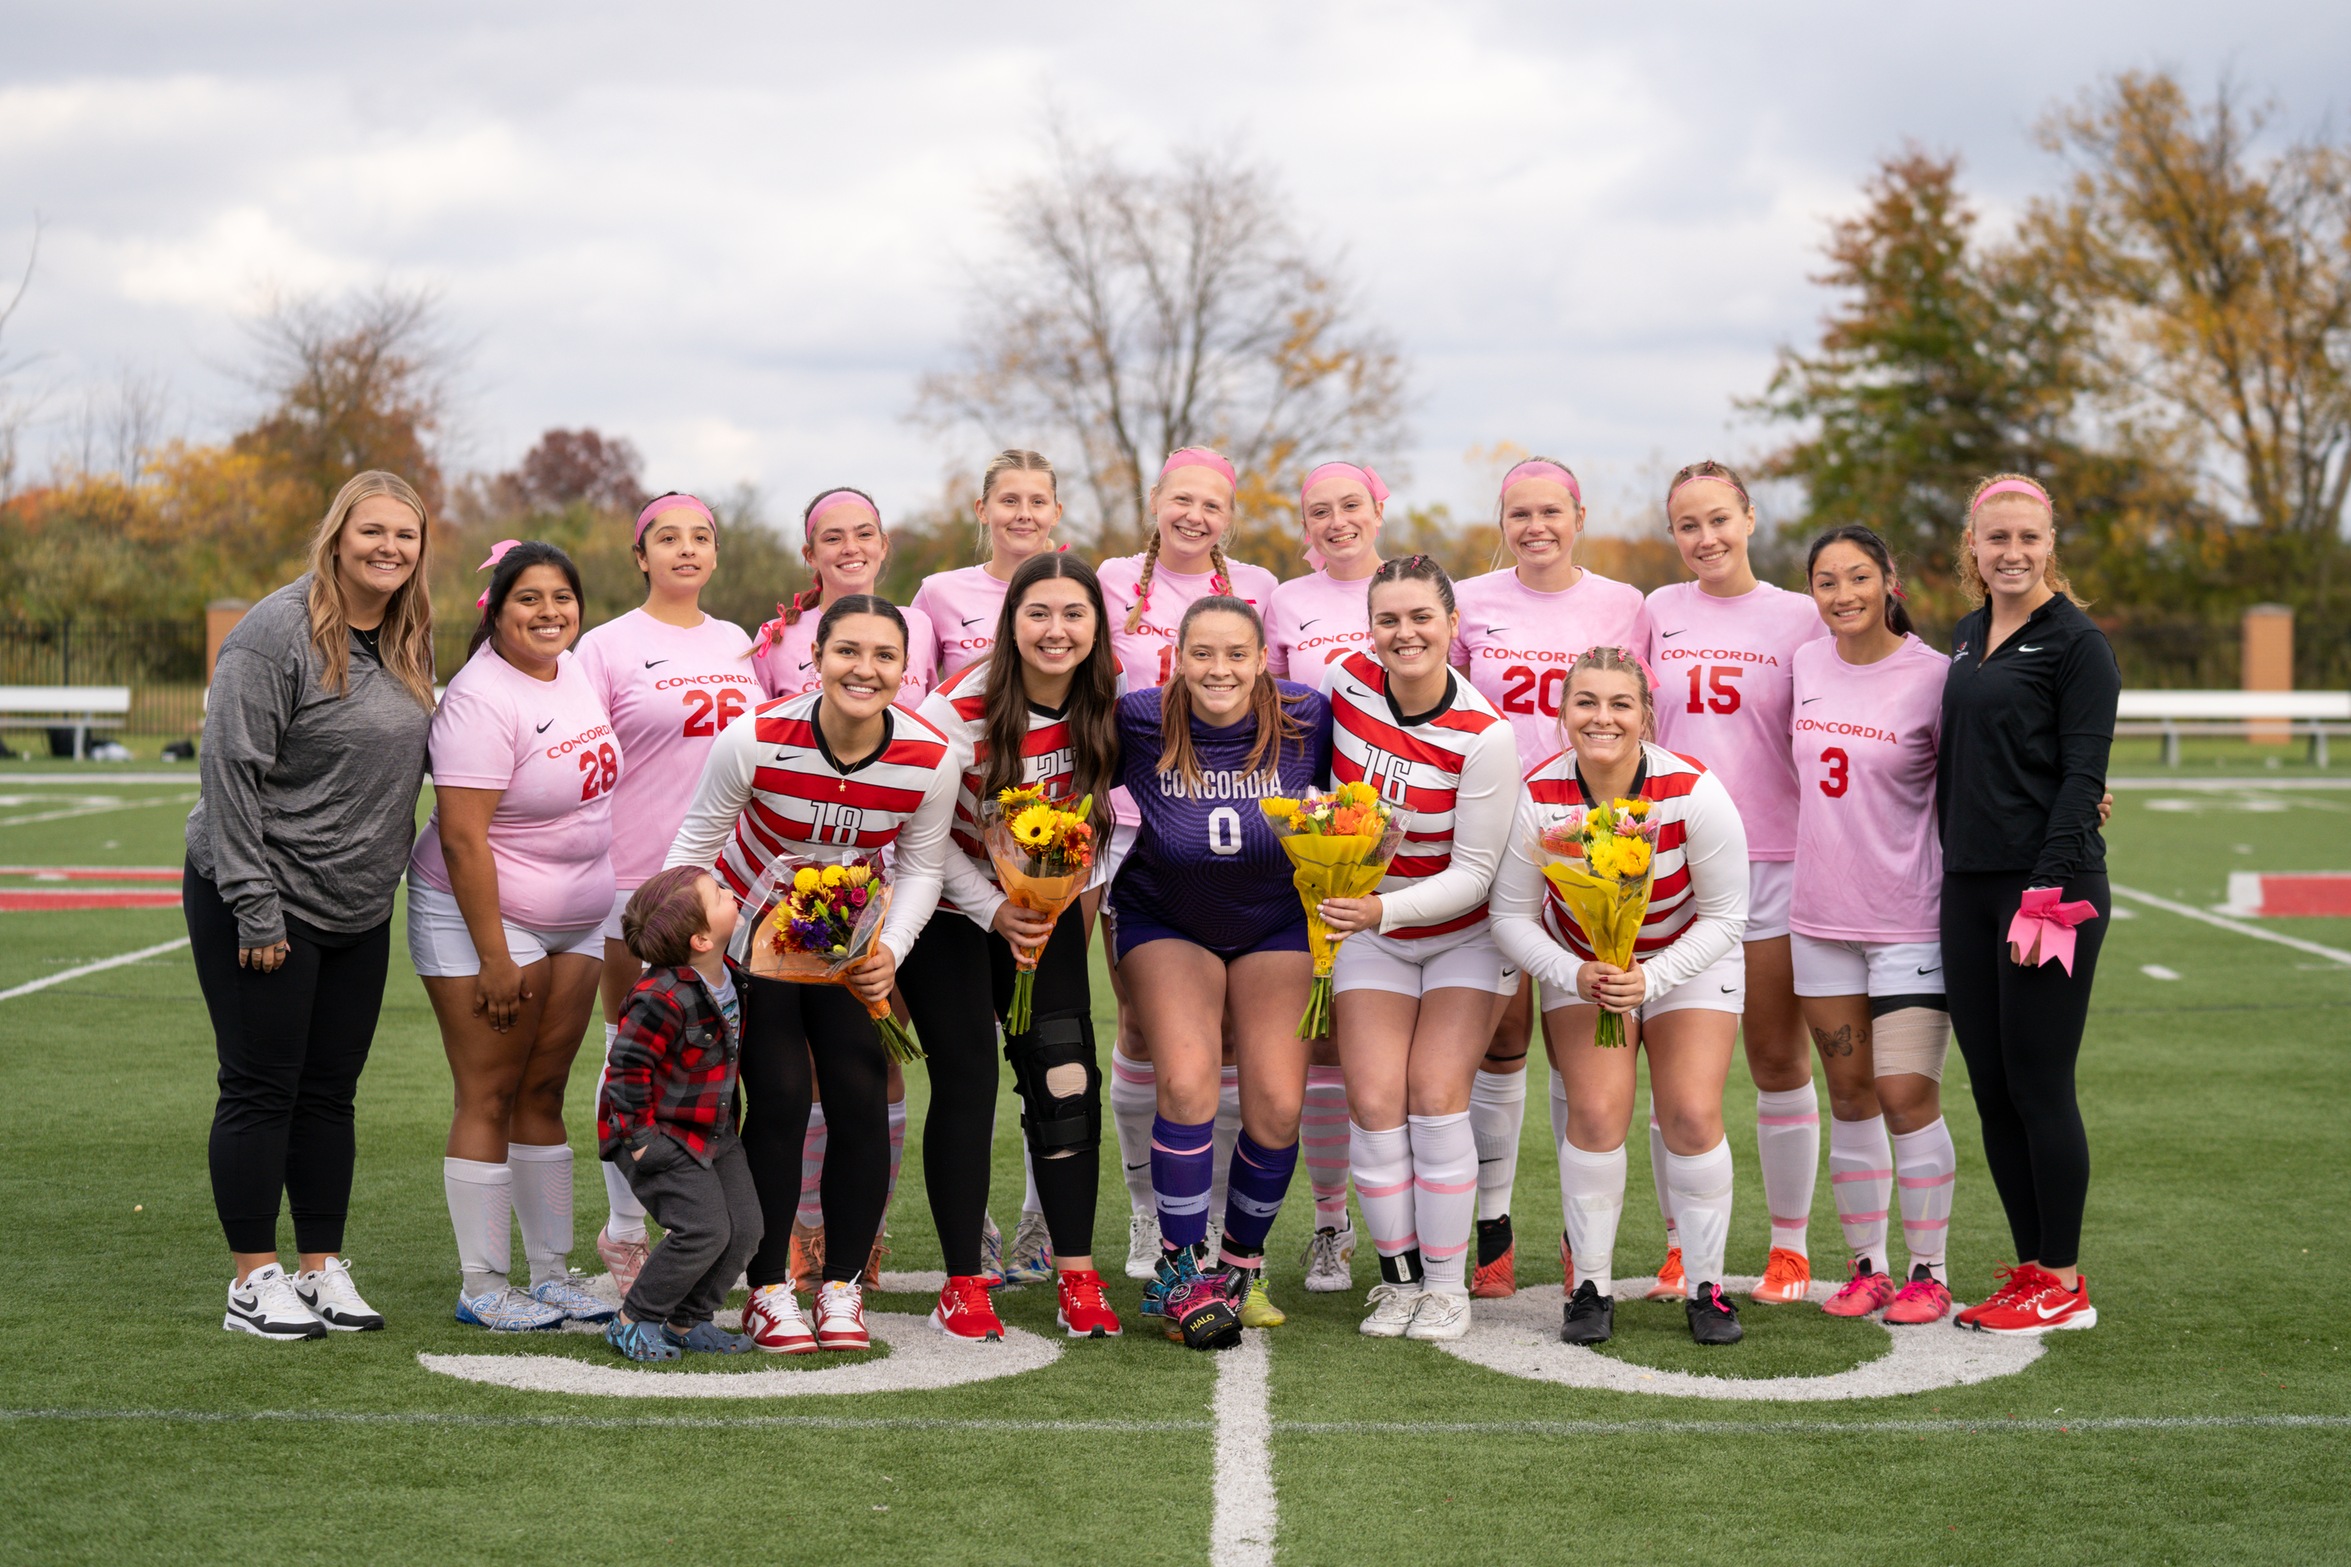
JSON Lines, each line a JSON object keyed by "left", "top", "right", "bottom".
{"left": 619, "top": 1127, "right": 763, "bottom": 1329}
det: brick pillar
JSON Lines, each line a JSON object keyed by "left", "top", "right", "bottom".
{"left": 205, "top": 600, "right": 251, "bottom": 685}
{"left": 2242, "top": 604, "right": 2293, "bottom": 745}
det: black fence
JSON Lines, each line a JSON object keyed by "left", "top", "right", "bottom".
{"left": 0, "top": 619, "right": 209, "bottom": 739}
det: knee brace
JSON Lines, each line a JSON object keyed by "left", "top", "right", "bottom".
{"left": 1007, "top": 1010, "right": 1101, "bottom": 1158}
{"left": 1868, "top": 1003, "right": 1951, "bottom": 1082}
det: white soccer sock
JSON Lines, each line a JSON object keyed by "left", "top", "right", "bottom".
{"left": 1469, "top": 1067, "right": 1527, "bottom": 1224}
{"left": 885, "top": 1096, "right": 907, "bottom": 1208}
{"left": 1209, "top": 1066, "right": 1241, "bottom": 1233}
{"left": 1556, "top": 1139, "right": 1627, "bottom": 1296}
{"left": 443, "top": 1156, "right": 513, "bottom": 1298}
{"left": 1407, "top": 1111, "right": 1477, "bottom": 1292}
{"left": 1109, "top": 1049, "right": 1158, "bottom": 1215}
{"left": 597, "top": 1024, "right": 648, "bottom": 1244}
{"left": 1303, "top": 1065, "right": 1352, "bottom": 1228}
{"left": 1754, "top": 1084, "right": 1820, "bottom": 1257}
{"left": 797, "top": 1102, "right": 828, "bottom": 1228}
{"left": 1891, "top": 1117, "right": 1956, "bottom": 1281}
{"left": 506, "top": 1142, "right": 575, "bottom": 1289}
{"left": 1828, "top": 1115, "right": 1893, "bottom": 1270}
{"left": 1648, "top": 1108, "right": 1679, "bottom": 1247}
{"left": 1665, "top": 1139, "right": 1734, "bottom": 1289}
{"left": 1348, "top": 1121, "right": 1416, "bottom": 1265}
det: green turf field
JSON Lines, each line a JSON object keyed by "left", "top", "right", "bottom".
{"left": 2, "top": 768, "right": 2346, "bottom": 1563}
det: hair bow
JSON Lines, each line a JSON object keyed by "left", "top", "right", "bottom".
{"left": 2006, "top": 887, "right": 2100, "bottom": 974}
{"left": 474, "top": 538, "right": 521, "bottom": 609}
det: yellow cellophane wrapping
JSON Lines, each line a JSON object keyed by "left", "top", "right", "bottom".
{"left": 1272, "top": 822, "right": 1403, "bottom": 1038}
{"left": 1538, "top": 858, "right": 1652, "bottom": 1048}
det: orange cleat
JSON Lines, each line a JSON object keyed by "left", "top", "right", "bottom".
{"left": 1750, "top": 1247, "right": 1813, "bottom": 1305}
{"left": 864, "top": 1226, "right": 890, "bottom": 1289}
{"left": 1471, "top": 1243, "right": 1517, "bottom": 1300}
{"left": 1645, "top": 1246, "right": 1687, "bottom": 1302}
{"left": 787, "top": 1221, "right": 824, "bottom": 1296}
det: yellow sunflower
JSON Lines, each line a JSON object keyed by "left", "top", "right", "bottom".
{"left": 1012, "top": 804, "right": 1058, "bottom": 846}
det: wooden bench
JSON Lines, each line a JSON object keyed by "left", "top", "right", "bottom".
{"left": 2115, "top": 689, "right": 2351, "bottom": 767}
{"left": 0, "top": 686, "right": 134, "bottom": 760}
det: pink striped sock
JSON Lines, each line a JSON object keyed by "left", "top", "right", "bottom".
{"left": 1754, "top": 1084, "right": 1820, "bottom": 1256}
{"left": 1891, "top": 1116, "right": 1956, "bottom": 1281}
{"left": 1303, "top": 1065, "right": 1352, "bottom": 1228}
{"left": 1348, "top": 1120, "right": 1416, "bottom": 1266}
{"left": 1828, "top": 1114, "right": 1892, "bottom": 1269}
{"left": 796, "top": 1103, "right": 828, "bottom": 1228}
{"left": 1407, "top": 1111, "right": 1477, "bottom": 1292}
{"left": 885, "top": 1096, "right": 907, "bottom": 1206}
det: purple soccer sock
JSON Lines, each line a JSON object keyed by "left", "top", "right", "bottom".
{"left": 1151, "top": 1114, "right": 1215, "bottom": 1250}
{"left": 1219, "top": 1132, "right": 1300, "bottom": 1266}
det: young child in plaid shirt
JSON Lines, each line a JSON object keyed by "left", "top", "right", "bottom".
{"left": 597, "top": 866, "right": 764, "bottom": 1360}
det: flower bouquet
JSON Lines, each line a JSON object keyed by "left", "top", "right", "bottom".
{"left": 1533, "top": 798, "right": 1659, "bottom": 1048}
{"left": 1259, "top": 782, "right": 1409, "bottom": 1039}
{"left": 748, "top": 856, "right": 924, "bottom": 1063}
{"left": 980, "top": 786, "right": 1098, "bottom": 1033}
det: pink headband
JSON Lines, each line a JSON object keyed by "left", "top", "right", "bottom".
{"left": 474, "top": 538, "right": 521, "bottom": 610}
{"left": 804, "top": 489, "right": 877, "bottom": 541}
{"left": 1501, "top": 459, "right": 1582, "bottom": 504}
{"left": 1157, "top": 447, "right": 1237, "bottom": 489}
{"left": 1666, "top": 471, "right": 1749, "bottom": 513}
{"left": 635, "top": 492, "right": 714, "bottom": 544}
{"left": 1970, "top": 478, "right": 2051, "bottom": 516}
{"left": 1299, "top": 462, "right": 1388, "bottom": 570}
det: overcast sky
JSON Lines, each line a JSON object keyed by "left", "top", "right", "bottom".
{"left": 5, "top": 2, "right": 2347, "bottom": 532}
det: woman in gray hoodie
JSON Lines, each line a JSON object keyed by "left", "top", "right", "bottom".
{"left": 184, "top": 470, "right": 437, "bottom": 1341}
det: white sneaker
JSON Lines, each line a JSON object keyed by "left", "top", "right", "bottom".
{"left": 294, "top": 1257, "right": 384, "bottom": 1332}
{"left": 814, "top": 1279, "right": 870, "bottom": 1350}
{"left": 224, "top": 1263, "right": 326, "bottom": 1341}
{"left": 530, "top": 1271, "right": 618, "bottom": 1323}
{"left": 743, "top": 1283, "right": 818, "bottom": 1354}
{"left": 1301, "top": 1221, "right": 1356, "bottom": 1293}
{"left": 1359, "top": 1280, "right": 1424, "bottom": 1338}
{"left": 1124, "top": 1210, "right": 1162, "bottom": 1280}
{"left": 1004, "top": 1211, "right": 1054, "bottom": 1285}
{"left": 1403, "top": 1287, "right": 1472, "bottom": 1341}
{"left": 456, "top": 1284, "right": 565, "bottom": 1331}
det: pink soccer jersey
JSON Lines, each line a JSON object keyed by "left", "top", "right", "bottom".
{"left": 1788, "top": 634, "right": 1947, "bottom": 943}
{"left": 410, "top": 644, "right": 621, "bottom": 930}
{"left": 575, "top": 608, "right": 758, "bottom": 889}
{"left": 911, "top": 564, "right": 1013, "bottom": 681}
{"left": 1266, "top": 568, "right": 1375, "bottom": 691}
{"left": 1450, "top": 567, "right": 1652, "bottom": 769}
{"left": 1095, "top": 553, "right": 1281, "bottom": 692}
{"left": 748, "top": 601, "right": 940, "bottom": 706}
{"left": 1646, "top": 581, "right": 1829, "bottom": 861}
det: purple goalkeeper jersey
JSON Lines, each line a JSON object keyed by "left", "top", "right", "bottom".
{"left": 1112, "top": 682, "right": 1333, "bottom": 952}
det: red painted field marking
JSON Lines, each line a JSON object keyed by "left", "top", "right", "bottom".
{"left": 0, "top": 890, "right": 181, "bottom": 911}
{"left": 2219, "top": 873, "right": 2351, "bottom": 918}
{"left": 0, "top": 866, "right": 180, "bottom": 881}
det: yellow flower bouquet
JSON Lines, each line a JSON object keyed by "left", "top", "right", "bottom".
{"left": 1259, "top": 782, "right": 1409, "bottom": 1039}
{"left": 749, "top": 855, "right": 923, "bottom": 1063}
{"left": 1533, "top": 797, "right": 1659, "bottom": 1048}
{"left": 979, "top": 786, "right": 1098, "bottom": 1033}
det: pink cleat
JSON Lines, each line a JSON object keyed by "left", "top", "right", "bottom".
{"left": 1882, "top": 1269, "right": 1953, "bottom": 1325}
{"left": 1821, "top": 1257, "right": 1895, "bottom": 1318}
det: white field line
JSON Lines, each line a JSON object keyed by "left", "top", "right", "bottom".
{"left": 0, "top": 793, "right": 196, "bottom": 827}
{"left": 0, "top": 773, "right": 201, "bottom": 786}
{"left": 2111, "top": 883, "right": 2351, "bottom": 967}
{"left": 1211, "top": 1330, "right": 1277, "bottom": 1567}
{"left": 0, "top": 938, "right": 189, "bottom": 1001}
{"left": 1, "top": 1406, "right": 2342, "bottom": 1438}
{"left": 2107, "top": 777, "right": 2351, "bottom": 790}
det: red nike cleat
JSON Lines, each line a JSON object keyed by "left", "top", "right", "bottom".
{"left": 929, "top": 1274, "right": 1005, "bottom": 1342}
{"left": 1972, "top": 1271, "right": 2096, "bottom": 1335}
{"left": 1055, "top": 1269, "right": 1123, "bottom": 1338}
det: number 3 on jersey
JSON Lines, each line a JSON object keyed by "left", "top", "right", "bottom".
{"left": 682, "top": 687, "right": 747, "bottom": 738}
{"left": 1819, "top": 746, "right": 1849, "bottom": 798}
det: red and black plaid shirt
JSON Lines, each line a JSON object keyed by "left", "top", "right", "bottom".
{"left": 597, "top": 960, "right": 744, "bottom": 1165}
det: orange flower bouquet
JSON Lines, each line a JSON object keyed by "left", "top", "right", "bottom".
{"left": 1259, "top": 782, "right": 1409, "bottom": 1039}
{"left": 980, "top": 786, "right": 1097, "bottom": 1033}
{"left": 1532, "top": 798, "right": 1658, "bottom": 1048}
{"left": 748, "top": 856, "right": 923, "bottom": 1063}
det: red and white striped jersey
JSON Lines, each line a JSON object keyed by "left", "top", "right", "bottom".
{"left": 1324, "top": 651, "right": 1518, "bottom": 941}
{"left": 917, "top": 660, "right": 1098, "bottom": 929}
{"left": 664, "top": 688, "right": 963, "bottom": 964}
{"left": 1491, "top": 741, "right": 1750, "bottom": 1003}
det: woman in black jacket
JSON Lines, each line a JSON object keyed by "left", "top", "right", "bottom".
{"left": 1935, "top": 474, "right": 2119, "bottom": 1336}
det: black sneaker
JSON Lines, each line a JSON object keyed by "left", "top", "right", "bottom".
{"left": 1686, "top": 1280, "right": 1744, "bottom": 1345}
{"left": 1559, "top": 1278, "right": 1614, "bottom": 1344}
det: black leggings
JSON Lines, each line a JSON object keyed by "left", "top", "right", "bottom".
{"left": 898, "top": 911, "right": 1097, "bottom": 1275}
{"left": 737, "top": 973, "right": 889, "bottom": 1287}
{"left": 184, "top": 864, "right": 391, "bottom": 1256}
{"left": 1942, "top": 870, "right": 2110, "bottom": 1271}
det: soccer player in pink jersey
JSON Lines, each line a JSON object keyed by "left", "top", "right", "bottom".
{"left": 573, "top": 492, "right": 757, "bottom": 1293}
{"left": 408, "top": 542, "right": 622, "bottom": 1332}
{"left": 910, "top": 449, "right": 1066, "bottom": 682}
{"left": 1266, "top": 461, "right": 1387, "bottom": 693}
{"left": 1094, "top": 448, "right": 1280, "bottom": 1279}
{"left": 1317, "top": 557, "right": 1519, "bottom": 1341}
{"left": 750, "top": 487, "right": 940, "bottom": 704}
{"left": 1644, "top": 460, "right": 1831, "bottom": 1307}
{"left": 748, "top": 487, "right": 938, "bottom": 1287}
{"left": 1492, "top": 647, "right": 1754, "bottom": 1347}
{"left": 1447, "top": 457, "right": 1652, "bottom": 1299}
{"left": 1789, "top": 524, "right": 1961, "bottom": 1326}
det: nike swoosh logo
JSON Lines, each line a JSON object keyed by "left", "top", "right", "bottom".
{"left": 535, "top": 720, "right": 553, "bottom": 734}
{"left": 1483, "top": 625, "right": 1509, "bottom": 634}
{"left": 1800, "top": 697, "right": 1823, "bottom": 705}
{"left": 961, "top": 617, "right": 983, "bottom": 627}
{"left": 1661, "top": 630, "right": 1687, "bottom": 639}
{"left": 1916, "top": 965, "right": 1941, "bottom": 974}
{"left": 644, "top": 658, "right": 669, "bottom": 668}
{"left": 1721, "top": 985, "right": 1736, "bottom": 993}
{"left": 2017, "top": 645, "right": 2042, "bottom": 652}
{"left": 1298, "top": 618, "right": 1321, "bottom": 629}
{"left": 2035, "top": 1299, "right": 2075, "bottom": 1319}
{"left": 797, "top": 661, "right": 812, "bottom": 672}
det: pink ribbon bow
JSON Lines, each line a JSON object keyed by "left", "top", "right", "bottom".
{"left": 474, "top": 538, "right": 521, "bottom": 609}
{"left": 2006, "top": 886, "right": 2099, "bottom": 974}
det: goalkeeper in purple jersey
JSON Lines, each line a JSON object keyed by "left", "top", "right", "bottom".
{"left": 1112, "top": 596, "right": 1332, "bottom": 1348}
